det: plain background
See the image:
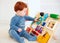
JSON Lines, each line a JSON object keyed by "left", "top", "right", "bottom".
{"left": 0, "top": 0, "right": 60, "bottom": 23}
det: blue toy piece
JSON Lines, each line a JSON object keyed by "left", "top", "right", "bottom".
{"left": 42, "top": 22, "right": 46, "bottom": 26}
{"left": 43, "top": 13, "right": 48, "bottom": 21}
{"left": 36, "top": 17, "right": 43, "bottom": 25}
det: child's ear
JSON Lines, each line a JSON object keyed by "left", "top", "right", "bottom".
{"left": 26, "top": 8, "right": 28, "bottom": 15}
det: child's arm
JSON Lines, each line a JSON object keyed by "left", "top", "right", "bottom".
{"left": 24, "top": 15, "right": 34, "bottom": 21}
{"left": 24, "top": 15, "right": 39, "bottom": 22}
{"left": 10, "top": 17, "right": 20, "bottom": 31}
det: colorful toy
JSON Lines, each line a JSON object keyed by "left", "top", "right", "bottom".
{"left": 39, "top": 27, "right": 43, "bottom": 33}
{"left": 42, "top": 22, "right": 46, "bottom": 26}
{"left": 26, "top": 12, "right": 60, "bottom": 43}
{"left": 36, "top": 17, "right": 43, "bottom": 25}
{"left": 46, "top": 20, "right": 56, "bottom": 30}
{"left": 32, "top": 12, "right": 48, "bottom": 25}
{"left": 48, "top": 21, "right": 55, "bottom": 28}
{"left": 31, "top": 23, "right": 37, "bottom": 29}
{"left": 32, "top": 30, "right": 39, "bottom": 36}
{"left": 37, "top": 32, "right": 50, "bottom": 43}
{"left": 26, "top": 27, "right": 31, "bottom": 33}
{"left": 50, "top": 14, "right": 60, "bottom": 19}
{"left": 36, "top": 12, "right": 44, "bottom": 25}
{"left": 43, "top": 13, "right": 48, "bottom": 21}
{"left": 35, "top": 26, "right": 41, "bottom": 31}
{"left": 35, "top": 26, "right": 43, "bottom": 33}
{"left": 31, "top": 12, "right": 44, "bottom": 25}
{"left": 40, "top": 12, "right": 44, "bottom": 16}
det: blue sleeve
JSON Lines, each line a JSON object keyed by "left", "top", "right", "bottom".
{"left": 10, "top": 17, "right": 19, "bottom": 31}
{"left": 24, "top": 15, "right": 34, "bottom": 21}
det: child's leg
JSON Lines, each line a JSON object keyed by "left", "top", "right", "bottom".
{"left": 9, "top": 30, "right": 25, "bottom": 43}
{"left": 23, "top": 30, "right": 37, "bottom": 41}
{"left": 18, "top": 30, "right": 24, "bottom": 37}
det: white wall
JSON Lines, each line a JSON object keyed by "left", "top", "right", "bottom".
{"left": 0, "top": 0, "right": 28, "bottom": 24}
{"left": 0, "top": 0, "right": 60, "bottom": 24}
{"left": 28, "top": 0, "right": 60, "bottom": 16}
{"left": 40, "top": 0, "right": 60, "bottom": 14}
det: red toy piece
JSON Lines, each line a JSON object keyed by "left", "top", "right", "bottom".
{"left": 26, "top": 27, "right": 31, "bottom": 33}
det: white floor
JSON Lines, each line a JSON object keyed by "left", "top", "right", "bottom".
{"left": 0, "top": 22, "right": 60, "bottom": 43}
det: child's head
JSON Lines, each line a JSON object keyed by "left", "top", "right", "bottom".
{"left": 14, "top": 1, "right": 27, "bottom": 16}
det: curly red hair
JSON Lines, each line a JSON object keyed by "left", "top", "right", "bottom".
{"left": 14, "top": 1, "right": 27, "bottom": 12}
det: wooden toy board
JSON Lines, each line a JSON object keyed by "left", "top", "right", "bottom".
{"left": 26, "top": 12, "right": 60, "bottom": 43}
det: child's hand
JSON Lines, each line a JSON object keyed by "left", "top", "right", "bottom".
{"left": 18, "top": 28, "right": 22, "bottom": 32}
{"left": 34, "top": 18, "right": 39, "bottom": 22}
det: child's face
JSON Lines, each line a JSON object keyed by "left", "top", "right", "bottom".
{"left": 16, "top": 8, "right": 27, "bottom": 16}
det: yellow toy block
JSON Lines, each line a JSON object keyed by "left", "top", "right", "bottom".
{"left": 37, "top": 32, "right": 50, "bottom": 43}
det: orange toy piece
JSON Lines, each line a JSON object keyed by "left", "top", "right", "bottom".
{"left": 37, "top": 32, "right": 50, "bottom": 43}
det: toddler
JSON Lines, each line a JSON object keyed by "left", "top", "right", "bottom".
{"left": 9, "top": 1, "right": 38, "bottom": 43}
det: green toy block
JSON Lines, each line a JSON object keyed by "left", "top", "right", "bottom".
{"left": 50, "top": 14, "right": 60, "bottom": 19}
